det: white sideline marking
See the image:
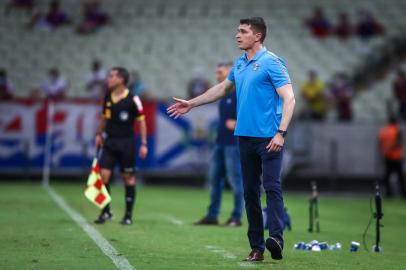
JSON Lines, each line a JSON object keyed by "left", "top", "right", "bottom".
{"left": 205, "top": 245, "right": 237, "bottom": 260}
{"left": 205, "top": 245, "right": 255, "bottom": 268}
{"left": 152, "top": 213, "right": 184, "bottom": 225}
{"left": 45, "top": 186, "right": 136, "bottom": 270}
{"left": 238, "top": 262, "right": 255, "bottom": 268}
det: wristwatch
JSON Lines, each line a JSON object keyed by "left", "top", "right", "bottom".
{"left": 277, "top": 129, "right": 287, "bottom": 138}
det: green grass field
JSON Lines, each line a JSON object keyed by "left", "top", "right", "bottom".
{"left": 0, "top": 182, "right": 405, "bottom": 270}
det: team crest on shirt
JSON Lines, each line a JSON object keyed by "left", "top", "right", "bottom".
{"left": 253, "top": 63, "right": 260, "bottom": 71}
{"left": 119, "top": 111, "right": 129, "bottom": 121}
{"left": 237, "top": 64, "right": 242, "bottom": 70}
{"left": 226, "top": 98, "right": 232, "bottom": 104}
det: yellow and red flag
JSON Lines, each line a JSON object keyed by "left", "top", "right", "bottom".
{"left": 84, "top": 158, "right": 111, "bottom": 209}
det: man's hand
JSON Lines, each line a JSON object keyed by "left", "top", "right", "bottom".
{"left": 167, "top": 98, "right": 192, "bottom": 119}
{"left": 266, "top": 133, "right": 284, "bottom": 152}
{"left": 139, "top": 145, "right": 148, "bottom": 159}
{"left": 225, "top": 119, "right": 236, "bottom": 131}
{"left": 95, "top": 134, "right": 103, "bottom": 150}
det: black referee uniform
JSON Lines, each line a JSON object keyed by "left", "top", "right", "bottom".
{"left": 98, "top": 88, "right": 145, "bottom": 223}
{"left": 100, "top": 89, "right": 144, "bottom": 173}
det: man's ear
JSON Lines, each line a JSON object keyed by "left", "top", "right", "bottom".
{"left": 255, "top": 32, "right": 262, "bottom": 42}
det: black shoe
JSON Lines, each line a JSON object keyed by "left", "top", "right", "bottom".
{"left": 194, "top": 216, "right": 218, "bottom": 225}
{"left": 266, "top": 237, "right": 283, "bottom": 260}
{"left": 94, "top": 211, "right": 113, "bottom": 224}
{"left": 224, "top": 218, "right": 242, "bottom": 227}
{"left": 120, "top": 216, "right": 132, "bottom": 225}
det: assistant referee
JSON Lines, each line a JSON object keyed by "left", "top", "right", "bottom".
{"left": 95, "top": 67, "right": 148, "bottom": 225}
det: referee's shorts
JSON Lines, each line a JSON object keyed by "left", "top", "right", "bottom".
{"left": 99, "top": 136, "right": 136, "bottom": 174}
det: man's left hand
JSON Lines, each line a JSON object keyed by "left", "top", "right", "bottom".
{"left": 266, "top": 133, "right": 284, "bottom": 152}
{"left": 139, "top": 145, "right": 148, "bottom": 159}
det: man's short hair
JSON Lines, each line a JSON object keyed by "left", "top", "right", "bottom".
{"left": 112, "top": 67, "right": 129, "bottom": 85}
{"left": 240, "top": 17, "right": 267, "bottom": 43}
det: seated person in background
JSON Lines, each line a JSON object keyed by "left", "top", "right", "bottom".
{"left": 329, "top": 72, "right": 353, "bottom": 122}
{"left": 41, "top": 67, "right": 68, "bottom": 99}
{"left": 305, "top": 7, "right": 332, "bottom": 39}
{"left": 27, "top": 0, "right": 71, "bottom": 31}
{"left": 5, "top": 0, "right": 35, "bottom": 15}
{"left": 300, "top": 70, "right": 328, "bottom": 120}
{"left": 85, "top": 60, "right": 107, "bottom": 98}
{"left": 187, "top": 68, "right": 211, "bottom": 99}
{"left": 356, "top": 10, "right": 385, "bottom": 39}
{"left": 76, "top": 0, "right": 110, "bottom": 35}
{"left": 334, "top": 12, "right": 353, "bottom": 40}
{"left": 393, "top": 69, "right": 406, "bottom": 121}
{"left": 0, "top": 68, "right": 15, "bottom": 100}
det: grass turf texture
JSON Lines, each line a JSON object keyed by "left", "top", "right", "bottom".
{"left": 0, "top": 182, "right": 405, "bottom": 270}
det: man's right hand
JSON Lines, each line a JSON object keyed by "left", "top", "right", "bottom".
{"left": 167, "top": 97, "right": 192, "bottom": 119}
{"left": 95, "top": 134, "right": 103, "bottom": 150}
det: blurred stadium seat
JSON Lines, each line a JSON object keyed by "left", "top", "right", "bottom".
{"left": 0, "top": 0, "right": 405, "bottom": 118}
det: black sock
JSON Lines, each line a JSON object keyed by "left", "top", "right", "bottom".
{"left": 103, "top": 183, "right": 111, "bottom": 214}
{"left": 125, "top": 185, "right": 136, "bottom": 218}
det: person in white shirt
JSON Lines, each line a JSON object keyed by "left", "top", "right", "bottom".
{"left": 41, "top": 67, "right": 68, "bottom": 99}
{"left": 85, "top": 60, "right": 107, "bottom": 98}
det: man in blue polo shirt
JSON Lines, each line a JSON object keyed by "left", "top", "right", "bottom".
{"left": 194, "top": 62, "right": 244, "bottom": 227}
{"left": 167, "top": 17, "right": 296, "bottom": 261}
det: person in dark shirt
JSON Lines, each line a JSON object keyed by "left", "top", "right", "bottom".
{"left": 334, "top": 13, "right": 353, "bottom": 40}
{"left": 0, "top": 68, "right": 15, "bottom": 100}
{"left": 194, "top": 62, "right": 244, "bottom": 227}
{"left": 28, "top": 0, "right": 71, "bottom": 30}
{"left": 76, "top": 0, "right": 110, "bottom": 35}
{"left": 94, "top": 67, "right": 148, "bottom": 225}
{"left": 305, "top": 7, "right": 332, "bottom": 39}
{"left": 356, "top": 9, "right": 385, "bottom": 39}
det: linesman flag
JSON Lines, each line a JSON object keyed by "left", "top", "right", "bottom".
{"left": 84, "top": 158, "right": 111, "bottom": 209}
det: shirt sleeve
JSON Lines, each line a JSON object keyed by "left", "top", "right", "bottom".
{"left": 132, "top": 95, "right": 145, "bottom": 121}
{"left": 229, "top": 92, "right": 237, "bottom": 120}
{"left": 227, "top": 62, "right": 236, "bottom": 82}
{"left": 266, "top": 57, "right": 291, "bottom": 89}
{"left": 101, "top": 94, "right": 109, "bottom": 118}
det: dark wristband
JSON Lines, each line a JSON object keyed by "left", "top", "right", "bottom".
{"left": 277, "top": 129, "right": 287, "bottom": 137}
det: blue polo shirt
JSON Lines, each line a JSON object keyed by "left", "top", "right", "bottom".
{"left": 227, "top": 47, "right": 291, "bottom": 138}
{"left": 216, "top": 92, "right": 237, "bottom": 146}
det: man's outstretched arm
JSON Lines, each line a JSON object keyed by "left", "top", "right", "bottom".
{"left": 167, "top": 79, "right": 234, "bottom": 119}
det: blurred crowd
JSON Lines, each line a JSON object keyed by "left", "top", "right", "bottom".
{"left": 2, "top": 1, "right": 403, "bottom": 125}
{"left": 5, "top": 0, "right": 110, "bottom": 34}
{"left": 305, "top": 6, "right": 385, "bottom": 40}
{"left": 0, "top": 60, "right": 149, "bottom": 100}
{"left": 300, "top": 70, "right": 353, "bottom": 122}
{"left": 299, "top": 68, "right": 406, "bottom": 123}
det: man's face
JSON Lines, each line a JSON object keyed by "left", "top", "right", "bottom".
{"left": 107, "top": 70, "right": 123, "bottom": 89}
{"left": 215, "top": 65, "right": 231, "bottom": 83}
{"left": 235, "top": 24, "right": 259, "bottom": 50}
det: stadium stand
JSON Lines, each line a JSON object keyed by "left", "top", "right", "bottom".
{"left": 0, "top": 0, "right": 405, "bottom": 119}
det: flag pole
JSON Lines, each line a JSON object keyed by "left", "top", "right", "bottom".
{"left": 42, "top": 99, "right": 55, "bottom": 187}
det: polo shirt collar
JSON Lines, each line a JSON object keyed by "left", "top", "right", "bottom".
{"left": 244, "top": 46, "right": 267, "bottom": 62}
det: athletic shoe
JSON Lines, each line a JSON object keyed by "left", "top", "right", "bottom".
{"left": 224, "top": 218, "right": 242, "bottom": 227}
{"left": 193, "top": 216, "right": 219, "bottom": 225}
{"left": 94, "top": 211, "right": 113, "bottom": 224}
{"left": 242, "top": 250, "right": 264, "bottom": 262}
{"left": 266, "top": 237, "right": 283, "bottom": 260}
{"left": 120, "top": 216, "right": 132, "bottom": 225}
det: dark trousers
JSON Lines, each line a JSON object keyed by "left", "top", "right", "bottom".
{"left": 383, "top": 159, "right": 406, "bottom": 197}
{"left": 238, "top": 136, "right": 285, "bottom": 252}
